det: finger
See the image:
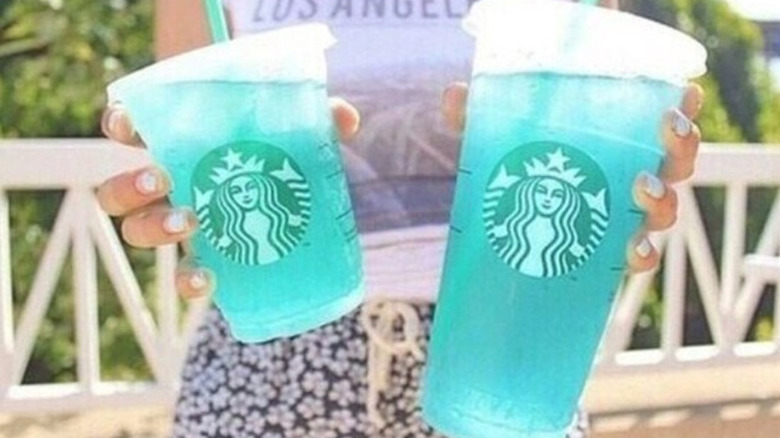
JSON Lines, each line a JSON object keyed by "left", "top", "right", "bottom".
{"left": 681, "top": 83, "right": 705, "bottom": 120}
{"left": 633, "top": 172, "right": 679, "bottom": 231}
{"left": 121, "top": 207, "right": 198, "bottom": 248}
{"left": 330, "top": 97, "right": 360, "bottom": 142}
{"left": 101, "top": 104, "right": 145, "bottom": 147}
{"left": 441, "top": 82, "right": 469, "bottom": 132}
{"left": 626, "top": 234, "right": 660, "bottom": 273}
{"left": 175, "top": 259, "right": 216, "bottom": 299}
{"left": 97, "top": 166, "right": 171, "bottom": 216}
{"left": 660, "top": 108, "right": 702, "bottom": 183}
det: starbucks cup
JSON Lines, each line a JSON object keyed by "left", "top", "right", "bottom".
{"left": 107, "top": 24, "right": 363, "bottom": 343}
{"left": 422, "top": 1, "right": 706, "bottom": 437}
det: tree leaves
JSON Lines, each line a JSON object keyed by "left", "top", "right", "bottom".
{"left": 0, "top": 0, "right": 153, "bottom": 138}
{"left": 2, "top": 0, "right": 156, "bottom": 384}
{"left": 626, "top": 0, "right": 780, "bottom": 143}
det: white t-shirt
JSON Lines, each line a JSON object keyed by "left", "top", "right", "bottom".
{"left": 225, "top": 0, "right": 478, "bottom": 233}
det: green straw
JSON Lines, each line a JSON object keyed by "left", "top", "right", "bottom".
{"left": 202, "top": 0, "right": 230, "bottom": 43}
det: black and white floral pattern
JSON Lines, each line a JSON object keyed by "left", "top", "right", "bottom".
{"left": 172, "top": 304, "right": 589, "bottom": 438}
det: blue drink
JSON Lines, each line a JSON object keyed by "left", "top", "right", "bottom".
{"left": 424, "top": 73, "right": 683, "bottom": 437}
{"left": 422, "top": 2, "right": 706, "bottom": 437}
{"left": 108, "top": 25, "right": 363, "bottom": 342}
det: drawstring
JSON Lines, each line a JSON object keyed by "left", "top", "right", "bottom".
{"left": 360, "top": 300, "right": 425, "bottom": 428}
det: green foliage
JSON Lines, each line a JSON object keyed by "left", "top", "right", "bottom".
{"left": 682, "top": 0, "right": 766, "bottom": 142}
{"left": 2, "top": 0, "right": 778, "bottom": 381}
{"left": 0, "top": 0, "right": 153, "bottom": 137}
{"left": 757, "top": 71, "right": 780, "bottom": 142}
{"left": 624, "top": 0, "right": 780, "bottom": 347}
{"left": 97, "top": 247, "right": 156, "bottom": 381}
{"left": 695, "top": 75, "right": 744, "bottom": 142}
{"left": 8, "top": 191, "right": 77, "bottom": 383}
{"left": 630, "top": 280, "right": 663, "bottom": 349}
{"left": 625, "top": 0, "right": 780, "bottom": 143}
{"left": 755, "top": 317, "right": 774, "bottom": 341}
{"left": 1, "top": 0, "right": 155, "bottom": 383}
{"left": 9, "top": 193, "right": 157, "bottom": 384}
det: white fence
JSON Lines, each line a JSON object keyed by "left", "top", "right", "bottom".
{"left": 1, "top": 140, "right": 779, "bottom": 415}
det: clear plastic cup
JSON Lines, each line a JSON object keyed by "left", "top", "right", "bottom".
{"left": 108, "top": 24, "right": 363, "bottom": 343}
{"left": 422, "top": 1, "right": 706, "bottom": 437}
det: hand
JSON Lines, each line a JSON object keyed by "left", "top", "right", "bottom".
{"left": 97, "top": 98, "right": 360, "bottom": 298}
{"left": 441, "top": 81, "right": 704, "bottom": 274}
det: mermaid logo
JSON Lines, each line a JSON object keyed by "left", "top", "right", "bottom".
{"left": 192, "top": 142, "right": 311, "bottom": 266}
{"left": 483, "top": 142, "right": 610, "bottom": 277}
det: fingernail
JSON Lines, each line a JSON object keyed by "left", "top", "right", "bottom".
{"left": 641, "top": 171, "right": 666, "bottom": 200}
{"left": 672, "top": 108, "right": 692, "bottom": 137}
{"left": 163, "top": 210, "right": 189, "bottom": 234}
{"left": 135, "top": 170, "right": 159, "bottom": 195}
{"left": 189, "top": 270, "right": 209, "bottom": 290}
{"left": 108, "top": 109, "right": 124, "bottom": 135}
{"left": 636, "top": 237, "right": 653, "bottom": 258}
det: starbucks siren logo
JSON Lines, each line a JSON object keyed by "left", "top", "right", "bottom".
{"left": 192, "top": 142, "right": 311, "bottom": 266}
{"left": 484, "top": 142, "right": 610, "bottom": 277}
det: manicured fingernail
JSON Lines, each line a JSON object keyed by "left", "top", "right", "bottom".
{"left": 135, "top": 170, "right": 159, "bottom": 195}
{"left": 636, "top": 237, "right": 653, "bottom": 258}
{"left": 108, "top": 109, "right": 124, "bottom": 134}
{"left": 163, "top": 210, "right": 189, "bottom": 234}
{"left": 641, "top": 171, "right": 666, "bottom": 200}
{"left": 672, "top": 108, "right": 692, "bottom": 137}
{"left": 189, "top": 270, "right": 208, "bottom": 290}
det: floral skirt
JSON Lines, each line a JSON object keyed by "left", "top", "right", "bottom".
{"left": 172, "top": 303, "right": 589, "bottom": 438}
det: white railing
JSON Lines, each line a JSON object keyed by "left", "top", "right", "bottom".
{"left": 0, "top": 139, "right": 202, "bottom": 413}
{"left": 1, "top": 140, "right": 779, "bottom": 416}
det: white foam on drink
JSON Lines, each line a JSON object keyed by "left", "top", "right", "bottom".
{"left": 465, "top": 0, "right": 707, "bottom": 85}
{"left": 108, "top": 24, "right": 335, "bottom": 100}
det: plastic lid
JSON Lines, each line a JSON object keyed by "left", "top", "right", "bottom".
{"left": 109, "top": 23, "right": 335, "bottom": 97}
{"left": 464, "top": 0, "right": 707, "bottom": 84}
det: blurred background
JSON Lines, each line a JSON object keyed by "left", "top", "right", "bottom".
{"left": 0, "top": 0, "right": 779, "bottom": 437}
